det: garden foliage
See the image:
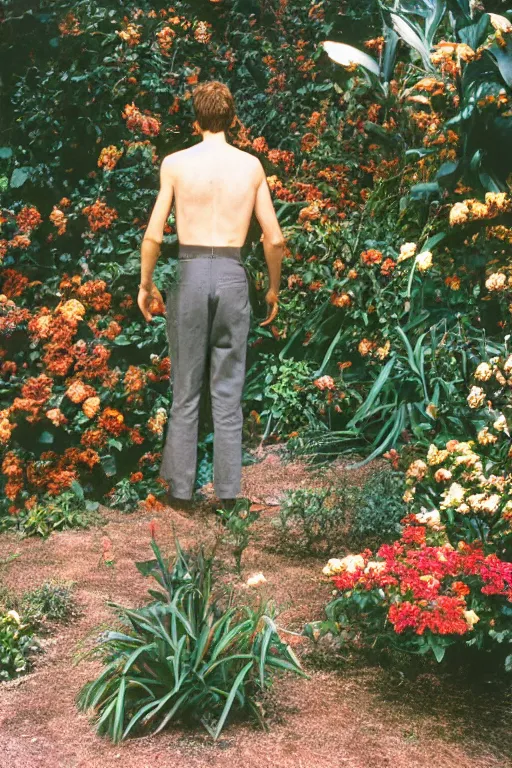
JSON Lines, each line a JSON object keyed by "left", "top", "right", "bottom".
{"left": 2, "top": 0, "right": 512, "bottom": 525}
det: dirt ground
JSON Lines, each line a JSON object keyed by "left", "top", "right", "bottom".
{"left": 0, "top": 451, "right": 510, "bottom": 768}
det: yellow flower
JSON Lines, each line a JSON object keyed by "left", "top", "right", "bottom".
{"left": 449, "top": 201, "right": 469, "bottom": 226}
{"left": 485, "top": 272, "right": 507, "bottom": 292}
{"left": 478, "top": 427, "right": 497, "bottom": 446}
{"left": 467, "top": 386, "right": 485, "bottom": 409}
{"left": 57, "top": 298, "right": 86, "bottom": 323}
{"left": 427, "top": 444, "right": 449, "bottom": 466}
{"left": 82, "top": 396, "right": 100, "bottom": 418}
{"left": 474, "top": 362, "right": 493, "bottom": 381}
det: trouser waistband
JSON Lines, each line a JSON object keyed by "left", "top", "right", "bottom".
{"left": 178, "top": 244, "right": 242, "bottom": 261}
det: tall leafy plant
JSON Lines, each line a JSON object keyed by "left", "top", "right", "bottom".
{"left": 77, "top": 536, "right": 306, "bottom": 741}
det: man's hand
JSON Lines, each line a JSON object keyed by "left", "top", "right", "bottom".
{"left": 260, "top": 288, "right": 279, "bottom": 327}
{"left": 138, "top": 283, "right": 165, "bottom": 322}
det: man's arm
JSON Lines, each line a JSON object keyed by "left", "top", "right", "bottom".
{"left": 253, "top": 162, "right": 285, "bottom": 327}
{"left": 138, "top": 156, "right": 174, "bottom": 321}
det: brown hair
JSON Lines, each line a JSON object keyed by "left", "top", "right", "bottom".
{"left": 192, "top": 81, "right": 235, "bottom": 133}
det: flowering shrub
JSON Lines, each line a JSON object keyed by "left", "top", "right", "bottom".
{"left": 312, "top": 515, "right": 512, "bottom": 665}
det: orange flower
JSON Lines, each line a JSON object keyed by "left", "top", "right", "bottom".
{"left": 16, "top": 206, "right": 42, "bottom": 233}
{"left": 194, "top": 21, "right": 212, "bottom": 44}
{"left": 8, "top": 234, "right": 31, "bottom": 250}
{"left": 82, "top": 396, "right": 101, "bottom": 418}
{"left": 381, "top": 258, "right": 396, "bottom": 276}
{"left": 98, "top": 407, "right": 125, "bottom": 435}
{"left": 361, "top": 248, "right": 383, "bottom": 265}
{"left": 46, "top": 408, "right": 68, "bottom": 427}
{"left": 21, "top": 374, "right": 53, "bottom": 403}
{"left": 157, "top": 26, "right": 176, "bottom": 55}
{"left": 82, "top": 200, "right": 118, "bottom": 232}
{"left": 65, "top": 380, "right": 96, "bottom": 404}
{"left": 50, "top": 207, "right": 67, "bottom": 235}
{"left": 122, "top": 103, "right": 161, "bottom": 137}
{"left": 98, "top": 145, "right": 123, "bottom": 171}
{"left": 1, "top": 269, "right": 29, "bottom": 298}
{"left": 117, "top": 22, "right": 141, "bottom": 47}
{"left": 330, "top": 292, "right": 351, "bottom": 308}
{"left": 252, "top": 136, "right": 269, "bottom": 154}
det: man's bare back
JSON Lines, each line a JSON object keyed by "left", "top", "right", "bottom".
{"left": 166, "top": 137, "right": 261, "bottom": 247}
{"left": 139, "top": 129, "right": 284, "bottom": 326}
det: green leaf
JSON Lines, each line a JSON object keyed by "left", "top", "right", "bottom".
{"left": 10, "top": 166, "right": 33, "bottom": 188}
{"left": 39, "top": 431, "right": 54, "bottom": 445}
{"left": 213, "top": 660, "right": 253, "bottom": 740}
{"left": 0, "top": 147, "right": 13, "bottom": 159}
{"left": 101, "top": 454, "right": 117, "bottom": 477}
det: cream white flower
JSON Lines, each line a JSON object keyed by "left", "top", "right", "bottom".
{"left": 440, "top": 482, "right": 466, "bottom": 509}
{"left": 485, "top": 272, "right": 507, "bottom": 292}
{"left": 397, "top": 242, "right": 417, "bottom": 262}
{"left": 415, "top": 508, "right": 441, "bottom": 528}
{"left": 246, "top": 572, "right": 267, "bottom": 587}
{"left": 493, "top": 414, "right": 507, "bottom": 432}
{"left": 415, "top": 251, "right": 433, "bottom": 271}
{"left": 474, "top": 362, "right": 493, "bottom": 382}
{"left": 364, "top": 560, "right": 387, "bottom": 574}
{"left": 323, "top": 554, "right": 365, "bottom": 576}
{"left": 464, "top": 609, "right": 480, "bottom": 627}
{"left": 6, "top": 610, "right": 21, "bottom": 624}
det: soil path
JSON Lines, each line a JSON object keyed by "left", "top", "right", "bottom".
{"left": 0, "top": 453, "right": 510, "bottom": 768}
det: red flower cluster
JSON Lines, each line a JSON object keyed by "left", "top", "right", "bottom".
{"left": 328, "top": 519, "right": 512, "bottom": 638}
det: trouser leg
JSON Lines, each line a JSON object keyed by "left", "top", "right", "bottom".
{"left": 209, "top": 259, "right": 251, "bottom": 499}
{"left": 159, "top": 262, "right": 209, "bottom": 499}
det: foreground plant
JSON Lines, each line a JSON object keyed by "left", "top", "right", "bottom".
{"left": 308, "top": 513, "right": 512, "bottom": 666}
{"left": 216, "top": 498, "right": 260, "bottom": 574}
{"left": 77, "top": 536, "right": 305, "bottom": 741}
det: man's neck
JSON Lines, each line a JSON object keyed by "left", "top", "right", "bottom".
{"left": 201, "top": 130, "right": 227, "bottom": 145}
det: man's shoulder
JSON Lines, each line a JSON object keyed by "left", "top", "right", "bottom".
{"left": 230, "top": 146, "right": 264, "bottom": 179}
{"left": 161, "top": 149, "right": 188, "bottom": 169}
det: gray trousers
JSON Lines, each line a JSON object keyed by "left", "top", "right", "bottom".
{"left": 159, "top": 244, "right": 251, "bottom": 499}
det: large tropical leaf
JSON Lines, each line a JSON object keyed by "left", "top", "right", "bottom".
{"left": 322, "top": 41, "right": 380, "bottom": 76}
{"left": 390, "top": 13, "right": 434, "bottom": 70}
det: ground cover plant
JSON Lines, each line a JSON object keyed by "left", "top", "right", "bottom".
{"left": 0, "top": 578, "right": 78, "bottom": 680}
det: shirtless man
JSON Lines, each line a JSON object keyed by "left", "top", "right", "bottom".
{"left": 138, "top": 80, "right": 285, "bottom": 509}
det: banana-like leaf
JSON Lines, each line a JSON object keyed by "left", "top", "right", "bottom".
{"left": 382, "top": 24, "right": 399, "bottom": 83}
{"left": 390, "top": 13, "right": 434, "bottom": 70}
{"left": 322, "top": 41, "right": 380, "bottom": 76}
{"left": 425, "top": 0, "right": 446, "bottom": 47}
